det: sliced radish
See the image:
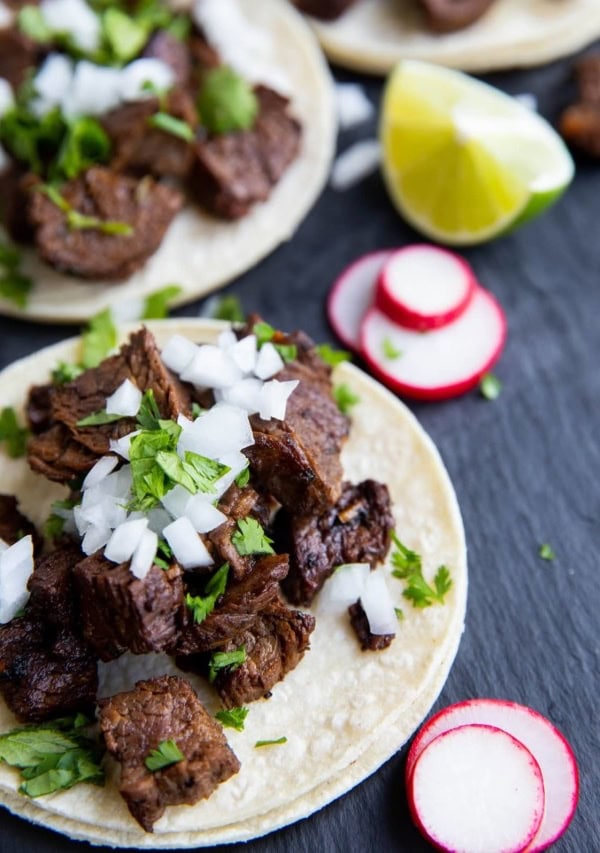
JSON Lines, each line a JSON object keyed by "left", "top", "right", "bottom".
{"left": 360, "top": 286, "right": 506, "bottom": 401}
{"left": 327, "top": 250, "right": 393, "bottom": 352}
{"left": 409, "top": 724, "right": 545, "bottom": 853}
{"left": 376, "top": 245, "right": 476, "bottom": 331}
{"left": 406, "top": 699, "right": 579, "bottom": 852}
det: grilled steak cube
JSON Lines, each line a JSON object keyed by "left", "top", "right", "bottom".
{"left": 348, "top": 601, "right": 395, "bottom": 652}
{"left": 27, "top": 543, "right": 83, "bottom": 628}
{"left": 0, "top": 494, "right": 40, "bottom": 551}
{"left": 213, "top": 602, "right": 315, "bottom": 708}
{"left": 207, "top": 484, "right": 275, "bottom": 579}
{"left": 0, "top": 28, "right": 38, "bottom": 90}
{"left": 29, "top": 166, "right": 182, "bottom": 279}
{"left": 74, "top": 554, "right": 183, "bottom": 661}
{"left": 291, "top": 0, "right": 357, "bottom": 20}
{"left": 191, "top": 86, "right": 301, "bottom": 220}
{"left": 418, "top": 0, "right": 496, "bottom": 32}
{"left": 278, "top": 480, "right": 394, "bottom": 606}
{"left": 142, "top": 32, "right": 191, "bottom": 87}
{"left": 99, "top": 675, "right": 240, "bottom": 831}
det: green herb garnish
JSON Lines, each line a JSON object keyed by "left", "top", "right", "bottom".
{"left": 52, "top": 362, "right": 84, "bottom": 384}
{"left": 38, "top": 184, "right": 133, "bottom": 236}
{"left": 315, "top": 344, "right": 351, "bottom": 367}
{"left": 76, "top": 411, "right": 125, "bottom": 427}
{"left": 333, "top": 383, "right": 360, "bottom": 415}
{"left": 539, "top": 543, "right": 555, "bottom": 561}
{"left": 17, "top": 5, "right": 53, "bottom": 42}
{"left": 185, "top": 563, "right": 229, "bottom": 624}
{"left": 274, "top": 343, "right": 297, "bottom": 363}
{"left": 198, "top": 66, "right": 258, "bottom": 135}
{"left": 144, "top": 739, "right": 183, "bottom": 772}
{"left": 53, "top": 117, "right": 111, "bottom": 181}
{"left": 148, "top": 112, "right": 195, "bottom": 142}
{"left": 0, "top": 241, "right": 33, "bottom": 309}
{"left": 43, "top": 498, "right": 77, "bottom": 541}
{"left": 211, "top": 295, "right": 245, "bottom": 323}
{"left": 0, "top": 408, "right": 29, "bottom": 458}
{"left": 255, "top": 737, "right": 287, "bottom": 748}
{"left": 102, "top": 7, "right": 148, "bottom": 63}
{"left": 191, "top": 402, "right": 204, "bottom": 419}
{"left": 394, "top": 607, "right": 404, "bottom": 622}
{"left": 390, "top": 533, "right": 452, "bottom": 608}
{"left": 253, "top": 321, "right": 275, "bottom": 347}
{"left": 136, "top": 389, "right": 162, "bottom": 431}
{"left": 231, "top": 517, "right": 274, "bottom": 557}
{"left": 142, "top": 285, "right": 182, "bottom": 319}
{"left": 0, "top": 101, "right": 63, "bottom": 174}
{"left": 234, "top": 466, "right": 250, "bottom": 488}
{"left": 382, "top": 337, "right": 402, "bottom": 360}
{"left": 215, "top": 707, "right": 248, "bottom": 732}
{"left": 208, "top": 647, "right": 246, "bottom": 683}
{"left": 154, "top": 538, "right": 173, "bottom": 571}
{"left": 81, "top": 308, "right": 117, "bottom": 369}
{"left": 480, "top": 372, "right": 502, "bottom": 400}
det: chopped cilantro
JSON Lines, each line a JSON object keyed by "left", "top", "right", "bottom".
{"left": 17, "top": 5, "right": 53, "bottom": 42}
{"left": 208, "top": 647, "right": 246, "bottom": 683}
{"left": 0, "top": 101, "right": 64, "bottom": 174}
{"left": 0, "top": 408, "right": 29, "bottom": 458}
{"left": 274, "top": 343, "right": 297, "bottom": 363}
{"left": 53, "top": 117, "right": 111, "bottom": 181}
{"left": 102, "top": 7, "right": 148, "bottom": 63}
{"left": 142, "top": 285, "right": 182, "bottom": 319}
{"left": 394, "top": 607, "right": 404, "bottom": 622}
{"left": 539, "top": 543, "right": 555, "bottom": 561}
{"left": 231, "top": 517, "right": 274, "bottom": 557}
{"left": 215, "top": 707, "right": 248, "bottom": 732}
{"left": 43, "top": 498, "right": 77, "bottom": 541}
{"left": 136, "top": 389, "right": 162, "bottom": 431}
{"left": 211, "top": 295, "right": 245, "bottom": 323}
{"left": 234, "top": 466, "right": 250, "bottom": 488}
{"left": 191, "top": 402, "right": 204, "bottom": 419}
{"left": 37, "top": 185, "right": 133, "bottom": 236}
{"left": 480, "top": 372, "right": 502, "bottom": 400}
{"left": 253, "top": 321, "right": 275, "bottom": 347}
{"left": 154, "top": 538, "right": 172, "bottom": 570}
{"left": 315, "top": 344, "right": 351, "bottom": 367}
{"left": 185, "top": 563, "right": 229, "bottom": 624}
{"left": 333, "top": 383, "right": 360, "bottom": 415}
{"left": 52, "top": 362, "right": 84, "bottom": 384}
{"left": 255, "top": 737, "right": 287, "bottom": 748}
{"left": 144, "top": 739, "right": 184, "bottom": 772}
{"left": 148, "top": 112, "right": 195, "bottom": 142}
{"left": 0, "top": 240, "right": 33, "bottom": 309}
{"left": 390, "top": 533, "right": 452, "bottom": 608}
{"left": 382, "top": 337, "right": 402, "bottom": 360}
{"left": 76, "top": 410, "right": 125, "bottom": 426}
{"left": 80, "top": 308, "right": 117, "bottom": 369}
{"left": 198, "top": 66, "right": 258, "bottom": 135}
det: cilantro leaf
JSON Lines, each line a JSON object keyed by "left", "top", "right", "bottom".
{"left": 480, "top": 372, "right": 502, "bottom": 400}
{"left": 382, "top": 337, "right": 402, "bottom": 360}
{"left": 142, "top": 285, "right": 182, "bottom": 319}
{"left": 81, "top": 308, "right": 117, "bottom": 369}
{"left": 433, "top": 565, "right": 452, "bottom": 599}
{"left": 253, "top": 321, "right": 275, "bottom": 347}
{"left": 37, "top": 185, "right": 133, "bottom": 236}
{"left": 333, "top": 383, "right": 360, "bottom": 415}
{"left": 185, "top": 563, "right": 229, "bottom": 624}
{"left": 274, "top": 343, "right": 297, "bottom": 363}
{"left": 211, "top": 295, "right": 245, "bottom": 323}
{"left": 539, "top": 543, "right": 555, "bottom": 561}
{"left": 0, "top": 102, "right": 64, "bottom": 174}
{"left": 191, "top": 402, "right": 204, "bottom": 419}
{"left": 53, "top": 117, "right": 111, "bottom": 181}
{"left": 254, "top": 737, "right": 287, "bottom": 748}
{"left": 17, "top": 5, "right": 53, "bottom": 42}
{"left": 394, "top": 607, "right": 404, "bottom": 622}
{"left": 208, "top": 646, "right": 246, "bottom": 683}
{"left": 144, "top": 739, "right": 184, "bottom": 772}
{"left": 315, "top": 344, "right": 351, "bottom": 367}
{"left": 43, "top": 498, "right": 77, "bottom": 541}
{"left": 154, "top": 538, "right": 172, "bottom": 570}
{"left": 234, "top": 466, "right": 250, "bottom": 488}
{"left": 390, "top": 533, "right": 452, "bottom": 608}
{"left": 148, "top": 112, "right": 195, "bottom": 142}
{"left": 231, "top": 517, "right": 274, "bottom": 557}
{"left": 52, "top": 362, "right": 84, "bottom": 384}
{"left": 198, "top": 66, "right": 258, "bottom": 135}
{"left": 102, "top": 7, "right": 148, "bottom": 63}
{"left": 390, "top": 532, "right": 422, "bottom": 577}
{"left": 76, "top": 410, "right": 125, "bottom": 426}
{"left": 0, "top": 240, "right": 33, "bottom": 308}
{"left": 136, "top": 389, "right": 162, "bottom": 431}
{"left": 215, "top": 707, "right": 248, "bottom": 732}
{"left": 0, "top": 408, "right": 29, "bottom": 458}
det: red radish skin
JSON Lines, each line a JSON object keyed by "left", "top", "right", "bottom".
{"left": 408, "top": 724, "right": 545, "bottom": 853}
{"left": 406, "top": 699, "right": 579, "bottom": 852}
{"left": 327, "top": 250, "right": 393, "bottom": 351}
{"left": 360, "top": 286, "right": 506, "bottom": 401}
{"left": 376, "top": 245, "right": 477, "bottom": 331}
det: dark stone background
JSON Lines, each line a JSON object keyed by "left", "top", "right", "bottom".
{"left": 0, "top": 39, "right": 598, "bottom": 853}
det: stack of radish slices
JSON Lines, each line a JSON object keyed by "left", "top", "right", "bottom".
{"left": 327, "top": 246, "right": 507, "bottom": 400}
{"left": 406, "top": 699, "right": 579, "bottom": 852}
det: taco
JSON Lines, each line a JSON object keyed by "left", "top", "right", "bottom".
{"left": 302, "top": 0, "right": 600, "bottom": 75}
{"left": 0, "top": 317, "right": 466, "bottom": 846}
{"left": 0, "top": 0, "right": 335, "bottom": 322}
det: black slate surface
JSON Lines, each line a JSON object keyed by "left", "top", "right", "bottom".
{"left": 1, "top": 43, "right": 599, "bottom": 853}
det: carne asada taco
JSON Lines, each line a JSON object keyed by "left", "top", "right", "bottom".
{"left": 0, "top": 318, "right": 466, "bottom": 846}
{"left": 0, "top": 0, "right": 335, "bottom": 322}
{"left": 302, "top": 0, "right": 600, "bottom": 75}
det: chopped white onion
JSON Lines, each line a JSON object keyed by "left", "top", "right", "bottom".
{"left": 146, "top": 507, "right": 172, "bottom": 535}
{"left": 130, "top": 529, "right": 158, "bottom": 580}
{"left": 0, "top": 1, "right": 13, "bottom": 28}
{"left": 360, "top": 570, "right": 398, "bottom": 636}
{"left": 106, "top": 378, "right": 142, "bottom": 417}
{"left": 180, "top": 345, "right": 242, "bottom": 389}
{"left": 330, "top": 140, "right": 381, "bottom": 192}
{"left": 211, "top": 451, "right": 249, "bottom": 499}
{"left": 120, "top": 58, "right": 175, "bottom": 103}
{"left": 219, "top": 377, "right": 262, "bottom": 414}
{"left": 515, "top": 92, "right": 538, "bottom": 112}
{"left": 318, "top": 563, "right": 370, "bottom": 613}
{"left": 0, "top": 538, "right": 8, "bottom": 554}
{"left": 109, "top": 430, "right": 140, "bottom": 461}
{"left": 0, "top": 79, "right": 14, "bottom": 119}
{"left": 258, "top": 379, "right": 298, "bottom": 421}
{"left": 228, "top": 335, "right": 257, "bottom": 375}
{"left": 217, "top": 329, "right": 238, "bottom": 350}
{"left": 75, "top": 497, "right": 126, "bottom": 535}
{"left": 161, "top": 484, "right": 192, "bottom": 519}
{"left": 82, "top": 455, "right": 118, "bottom": 490}
{"left": 111, "top": 297, "right": 144, "bottom": 324}
{"left": 63, "top": 61, "right": 122, "bottom": 118}
{"left": 335, "top": 83, "right": 375, "bottom": 130}
{"left": 178, "top": 404, "right": 254, "bottom": 458}
{"left": 81, "top": 524, "right": 111, "bottom": 556}
{"left": 163, "top": 516, "right": 213, "bottom": 569}
{"left": 34, "top": 54, "right": 74, "bottom": 107}
{"left": 254, "top": 342, "right": 284, "bottom": 380}
{"left": 161, "top": 335, "right": 199, "bottom": 375}
{"left": 104, "top": 518, "right": 148, "bottom": 564}
{"left": 40, "top": 0, "right": 101, "bottom": 52}
{"left": 0, "top": 536, "right": 34, "bottom": 624}
{"left": 184, "top": 495, "right": 227, "bottom": 533}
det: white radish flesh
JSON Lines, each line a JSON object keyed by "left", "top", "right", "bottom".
{"left": 327, "top": 250, "right": 393, "bottom": 351}
{"left": 409, "top": 724, "right": 545, "bottom": 853}
{"left": 105, "top": 378, "right": 142, "bottom": 417}
{"left": 360, "top": 286, "right": 506, "bottom": 401}
{"left": 376, "top": 245, "right": 476, "bottom": 330}
{"left": 406, "top": 699, "right": 579, "bottom": 851}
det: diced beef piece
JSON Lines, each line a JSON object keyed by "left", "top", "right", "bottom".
{"left": 348, "top": 601, "right": 395, "bottom": 652}
{"left": 142, "top": 31, "right": 191, "bottom": 86}
{"left": 0, "top": 494, "right": 39, "bottom": 550}
{"left": 191, "top": 85, "right": 301, "bottom": 219}
{"left": 207, "top": 484, "right": 275, "bottom": 579}
{"left": 173, "top": 554, "right": 289, "bottom": 656}
{"left": 291, "top": 0, "right": 357, "bottom": 20}
{"left": 213, "top": 602, "right": 315, "bottom": 708}
{"left": 560, "top": 55, "right": 600, "bottom": 157}
{"left": 0, "top": 168, "right": 37, "bottom": 243}
{"left": 25, "top": 382, "right": 52, "bottom": 434}
{"left": 99, "top": 675, "right": 240, "bottom": 832}
{"left": 102, "top": 89, "right": 197, "bottom": 178}
{"left": 277, "top": 479, "right": 394, "bottom": 606}
{"left": 26, "top": 423, "right": 99, "bottom": 483}
{"left": 27, "top": 542, "right": 83, "bottom": 627}
{"left": 29, "top": 166, "right": 183, "bottom": 279}
{"left": 418, "top": 0, "right": 496, "bottom": 32}
{"left": 0, "top": 28, "right": 38, "bottom": 89}
{"left": 73, "top": 554, "right": 183, "bottom": 661}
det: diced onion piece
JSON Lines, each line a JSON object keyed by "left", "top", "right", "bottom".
{"left": 330, "top": 140, "right": 381, "bottom": 192}
{"left": 82, "top": 455, "right": 118, "bottom": 490}
{"left": 111, "top": 297, "right": 145, "bottom": 324}
{"left": 104, "top": 518, "right": 148, "bottom": 564}
{"left": 318, "top": 563, "right": 370, "bottom": 613}
{"left": 0, "top": 538, "right": 8, "bottom": 554}
{"left": 220, "top": 377, "right": 262, "bottom": 414}
{"left": 40, "top": 0, "right": 101, "bottom": 52}
{"left": 178, "top": 403, "right": 254, "bottom": 458}
{"left": 515, "top": 92, "right": 538, "bottom": 111}
{"left": 101, "top": 466, "right": 133, "bottom": 500}
{"left": 254, "top": 342, "right": 284, "bottom": 380}
{"left": 335, "top": 83, "right": 374, "bottom": 130}
{"left": 106, "top": 378, "right": 142, "bottom": 417}
{"left": 161, "top": 484, "right": 192, "bottom": 519}
{"left": 163, "top": 516, "right": 213, "bottom": 569}
{"left": 120, "top": 58, "right": 175, "bottom": 103}
{"left": 228, "top": 335, "right": 257, "bottom": 375}
{"left": 81, "top": 524, "right": 111, "bottom": 556}
{"left": 63, "top": 60, "right": 122, "bottom": 118}
{"left": 0, "top": 1, "right": 13, "bottom": 28}
{"left": 0, "top": 79, "right": 14, "bottom": 119}
{"left": 217, "top": 329, "right": 238, "bottom": 350}
{"left": 130, "top": 529, "right": 158, "bottom": 580}
{"left": 180, "top": 345, "right": 242, "bottom": 389}
{"left": 34, "top": 54, "right": 74, "bottom": 106}
{"left": 109, "top": 429, "right": 140, "bottom": 461}
{"left": 161, "top": 335, "right": 198, "bottom": 375}
{"left": 146, "top": 507, "right": 172, "bottom": 535}
{"left": 360, "top": 570, "right": 397, "bottom": 636}
{"left": 209, "top": 451, "right": 249, "bottom": 499}
{"left": 184, "top": 495, "right": 227, "bottom": 533}
{"left": 0, "top": 536, "right": 34, "bottom": 624}
{"left": 74, "top": 497, "right": 126, "bottom": 535}
{"left": 258, "top": 379, "right": 298, "bottom": 421}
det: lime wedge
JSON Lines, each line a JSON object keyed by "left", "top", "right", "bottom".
{"left": 380, "top": 61, "right": 574, "bottom": 245}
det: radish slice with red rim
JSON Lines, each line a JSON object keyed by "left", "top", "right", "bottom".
{"left": 409, "top": 724, "right": 545, "bottom": 853}
{"left": 327, "top": 250, "right": 393, "bottom": 351}
{"left": 360, "top": 286, "right": 506, "bottom": 401}
{"left": 406, "top": 699, "right": 579, "bottom": 851}
{"left": 375, "top": 245, "right": 476, "bottom": 330}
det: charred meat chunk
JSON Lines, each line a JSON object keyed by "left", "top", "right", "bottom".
{"left": 291, "top": 0, "right": 357, "bottom": 20}
{"left": 102, "top": 89, "right": 198, "bottom": 178}
{"left": 26, "top": 423, "right": 100, "bottom": 483}
{"left": 207, "top": 484, "right": 276, "bottom": 580}
{"left": 191, "top": 86, "right": 301, "bottom": 219}
{"left": 213, "top": 602, "right": 315, "bottom": 708}
{"left": 0, "top": 28, "right": 38, "bottom": 89}
{"left": 142, "top": 32, "right": 191, "bottom": 86}
{"left": 0, "top": 494, "right": 39, "bottom": 550}
{"left": 99, "top": 675, "right": 240, "bottom": 831}
{"left": 29, "top": 166, "right": 183, "bottom": 279}
{"left": 27, "top": 542, "right": 83, "bottom": 628}
{"left": 560, "top": 55, "right": 600, "bottom": 157}
{"left": 278, "top": 480, "right": 394, "bottom": 606}
{"left": 74, "top": 555, "right": 183, "bottom": 662}
{"left": 348, "top": 601, "right": 395, "bottom": 652}
{"left": 418, "top": 0, "right": 496, "bottom": 33}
